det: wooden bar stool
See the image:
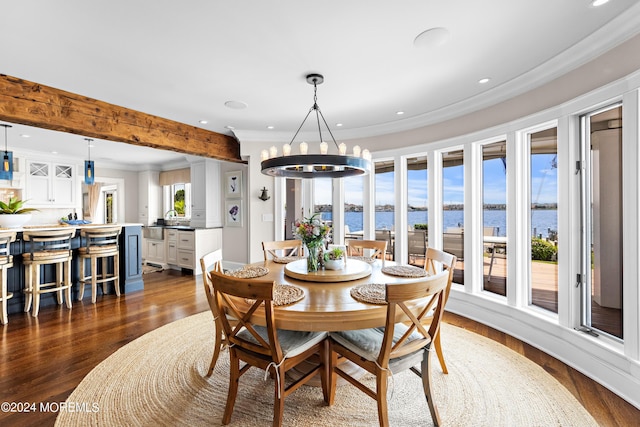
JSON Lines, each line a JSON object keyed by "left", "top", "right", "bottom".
{"left": 0, "top": 231, "right": 17, "bottom": 325}
{"left": 78, "top": 226, "right": 122, "bottom": 303}
{"left": 23, "top": 228, "right": 76, "bottom": 317}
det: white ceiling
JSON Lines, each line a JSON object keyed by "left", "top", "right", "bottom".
{"left": 1, "top": 0, "right": 639, "bottom": 169}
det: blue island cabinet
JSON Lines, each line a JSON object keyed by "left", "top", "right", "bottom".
{"left": 5, "top": 224, "right": 144, "bottom": 316}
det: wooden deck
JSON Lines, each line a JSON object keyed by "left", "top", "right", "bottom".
{"left": 412, "top": 256, "right": 622, "bottom": 338}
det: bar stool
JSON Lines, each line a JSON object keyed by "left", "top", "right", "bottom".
{"left": 78, "top": 226, "right": 122, "bottom": 303}
{"left": 0, "top": 231, "right": 17, "bottom": 325}
{"left": 23, "top": 228, "right": 76, "bottom": 317}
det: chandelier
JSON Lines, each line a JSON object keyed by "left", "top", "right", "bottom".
{"left": 260, "top": 74, "right": 371, "bottom": 178}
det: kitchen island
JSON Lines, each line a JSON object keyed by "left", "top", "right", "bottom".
{"left": 4, "top": 223, "right": 143, "bottom": 315}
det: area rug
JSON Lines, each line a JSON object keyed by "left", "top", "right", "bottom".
{"left": 56, "top": 312, "right": 597, "bottom": 427}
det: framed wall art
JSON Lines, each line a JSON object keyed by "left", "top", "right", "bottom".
{"left": 225, "top": 170, "right": 242, "bottom": 198}
{"left": 225, "top": 200, "right": 243, "bottom": 227}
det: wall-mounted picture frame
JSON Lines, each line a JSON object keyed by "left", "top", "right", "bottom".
{"left": 225, "top": 170, "right": 242, "bottom": 198}
{"left": 225, "top": 200, "right": 243, "bottom": 227}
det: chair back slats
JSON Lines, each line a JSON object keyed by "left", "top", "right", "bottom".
{"left": 378, "top": 270, "right": 449, "bottom": 366}
{"left": 210, "top": 270, "right": 283, "bottom": 361}
{"left": 345, "top": 239, "right": 387, "bottom": 260}
{"left": 0, "top": 231, "right": 16, "bottom": 264}
{"left": 262, "top": 240, "right": 303, "bottom": 261}
{"left": 22, "top": 229, "right": 75, "bottom": 259}
{"left": 200, "top": 249, "right": 223, "bottom": 314}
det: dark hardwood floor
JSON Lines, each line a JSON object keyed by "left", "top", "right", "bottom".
{"left": 1, "top": 269, "right": 638, "bottom": 426}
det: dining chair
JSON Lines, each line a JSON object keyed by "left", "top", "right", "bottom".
{"left": 424, "top": 247, "right": 457, "bottom": 374}
{"left": 328, "top": 269, "right": 450, "bottom": 427}
{"left": 345, "top": 239, "right": 387, "bottom": 263}
{"left": 210, "top": 270, "right": 329, "bottom": 426}
{"left": 199, "top": 249, "right": 226, "bottom": 377}
{"left": 262, "top": 240, "right": 303, "bottom": 261}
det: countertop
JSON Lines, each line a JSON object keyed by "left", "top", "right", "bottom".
{"left": 2, "top": 223, "right": 144, "bottom": 233}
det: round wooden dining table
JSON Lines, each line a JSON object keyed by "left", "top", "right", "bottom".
{"left": 235, "top": 258, "right": 430, "bottom": 332}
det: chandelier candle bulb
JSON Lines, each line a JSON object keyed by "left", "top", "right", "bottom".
{"left": 320, "top": 141, "right": 328, "bottom": 155}
{"left": 269, "top": 146, "right": 278, "bottom": 158}
{"left": 299, "top": 142, "right": 308, "bottom": 155}
{"left": 338, "top": 143, "right": 347, "bottom": 155}
{"left": 362, "top": 149, "right": 371, "bottom": 160}
{"left": 261, "top": 150, "right": 269, "bottom": 161}
{"left": 353, "top": 145, "right": 361, "bottom": 157}
{"left": 282, "top": 144, "right": 291, "bottom": 156}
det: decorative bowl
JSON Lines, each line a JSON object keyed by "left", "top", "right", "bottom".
{"left": 0, "top": 214, "right": 32, "bottom": 228}
{"left": 324, "top": 259, "right": 344, "bottom": 270}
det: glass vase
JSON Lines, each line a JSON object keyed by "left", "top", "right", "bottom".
{"left": 306, "top": 243, "right": 320, "bottom": 272}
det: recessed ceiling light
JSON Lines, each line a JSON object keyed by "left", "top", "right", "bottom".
{"left": 199, "top": 120, "right": 208, "bottom": 124}
{"left": 267, "top": 125, "right": 274, "bottom": 129}
{"left": 591, "top": 0, "right": 610, "bottom": 6}
{"left": 51, "top": 151, "right": 58, "bottom": 155}
{"left": 224, "top": 100, "right": 248, "bottom": 110}
{"left": 414, "top": 27, "right": 451, "bottom": 48}
{"left": 224, "top": 125, "right": 235, "bottom": 130}
{"left": 478, "top": 78, "right": 491, "bottom": 84}
{"left": 396, "top": 111, "right": 405, "bottom": 115}
{"left": 336, "top": 123, "right": 343, "bottom": 127}
{"left": 20, "top": 134, "right": 30, "bottom": 138}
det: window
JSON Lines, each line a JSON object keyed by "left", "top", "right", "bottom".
{"left": 407, "top": 156, "right": 427, "bottom": 266}
{"left": 375, "top": 160, "right": 395, "bottom": 232}
{"left": 529, "top": 127, "right": 558, "bottom": 313}
{"left": 482, "top": 141, "right": 507, "bottom": 296}
{"left": 442, "top": 149, "right": 464, "bottom": 284}
{"left": 580, "top": 104, "right": 623, "bottom": 339}
{"left": 344, "top": 175, "right": 364, "bottom": 238}
{"left": 167, "top": 183, "right": 191, "bottom": 218}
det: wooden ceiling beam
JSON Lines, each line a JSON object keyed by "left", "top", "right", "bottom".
{"left": 0, "top": 74, "right": 243, "bottom": 163}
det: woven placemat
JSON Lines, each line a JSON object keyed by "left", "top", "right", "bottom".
{"left": 350, "top": 283, "right": 387, "bottom": 305}
{"left": 225, "top": 265, "right": 269, "bottom": 279}
{"left": 272, "top": 256, "right": 305, "bottom": 264}
{"left": 246, "top": 283, "right": 305, "bottom": 306}
{"left": 348, "top": 255, "right": 376, "bottom": 264}
{"left": 381, "top": 265, "right": 427, "bottom": 278}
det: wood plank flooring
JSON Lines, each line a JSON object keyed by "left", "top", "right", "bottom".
{"left": 1, "top": 269, "right": 638, "bottom": 426}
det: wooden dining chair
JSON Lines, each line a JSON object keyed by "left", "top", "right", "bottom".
{"left": 345, "top": 239, "right": 387, "bottom": 262}
{"left": 262, "top": 240, "right": 303, "bottom": 261}
{"left": 210, "top": 270, "right": 329, "bottom": 426}
{"left": 328, "top": 269, "right": 450, "bottom": 427}
{"left": 199, "top": 249, "right": 225, "bottom": 377}
{"left": 424, "top": 247, "right": 457, "bottom": 374}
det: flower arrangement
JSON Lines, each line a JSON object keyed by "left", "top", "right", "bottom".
{"left": 294, "top": 213, "right": 330, "bottom": 248}
{"left": 294, "top": 213, "right": 330, "bottom": 271}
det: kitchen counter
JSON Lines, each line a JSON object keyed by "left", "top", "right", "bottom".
{"left": 4, "top": 224, "right": 144, "bottom": 316}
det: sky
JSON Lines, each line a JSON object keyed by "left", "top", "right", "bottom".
{"left": 313, "top": 153, "right": 558, "bottom": 207}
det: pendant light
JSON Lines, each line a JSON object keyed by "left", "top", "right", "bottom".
{"left": 260, "top": 74, "right": 371, "bottom": 179}
{"left": 0, "top": 124, "right": 13, "bottom": 181}
{"left": 84, "top": 138, "right": 95, "bottom": 184}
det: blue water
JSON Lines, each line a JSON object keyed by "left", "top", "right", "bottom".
{"left": 320, "top": 209, "right": 557, "bottom": 238}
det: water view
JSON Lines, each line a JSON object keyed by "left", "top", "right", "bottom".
{"left": 319, "top": 209, "right": 558, "bottom": 238}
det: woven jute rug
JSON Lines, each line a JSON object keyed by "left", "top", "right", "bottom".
{"left": 56, "top": 312, "right": 597, "bottom": 427}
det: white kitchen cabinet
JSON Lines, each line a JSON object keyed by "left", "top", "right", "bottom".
{"left": 165, "top": 228, "right": 178, "bottom": 264}
{"left": 190, "top": 160, "right": 222, "bottom": 228}
{"left": 167, "top": 228, "right": 222, "bottom": 275}
{"left": 144, "top": 238, "right": 165, "bottom": 266}
{"left": 138, "top": 170, "right": 161, "bottom": 226}
{"left": 25, "top": 160, "right": 76, "bottom": 207}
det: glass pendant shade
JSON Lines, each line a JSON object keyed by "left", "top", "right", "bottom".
{"left": 84, "top": 160, "right": 94, "bottom": 184}
{"left": 0, "top": 124, "right": 13, "bottom": 181}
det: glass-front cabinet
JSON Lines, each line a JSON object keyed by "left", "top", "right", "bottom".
{"left": 25, "top": 160, "right": 76, "bottom": 207}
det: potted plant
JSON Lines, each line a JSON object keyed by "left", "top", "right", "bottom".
{"left": 0, "top": 197, "right": 38, "bottom": 228}
{"left": 324, "top": 247, "right": 345, "bottom": 270}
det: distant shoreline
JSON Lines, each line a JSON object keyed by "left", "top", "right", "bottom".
{"left": 316, "top": 203, "right": 558, "bottom": 212}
